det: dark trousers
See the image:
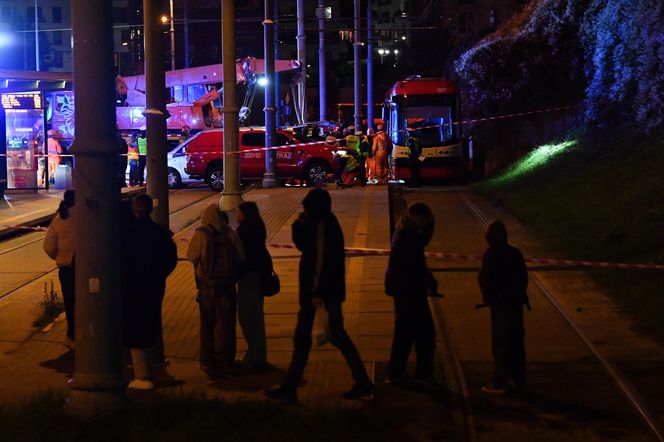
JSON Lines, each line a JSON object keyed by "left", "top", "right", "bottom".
{"left": 409, "top": 157, "right": 422, "bottom": 187}
{"left": 358, "top": 157, "right": 367, "bottom": 185}
{"left": 138, "top": 156, "right": 147, "bottom": 185}
{"left": 388, "top": 294, "right": 435, "bottom": 379}
{"left": 490, "top": 306, "right": 526, "bottom": 386}
{"left": 284, "top": 302, "right": 371, "bottom": 390}
{"left": 128, "top": 160, "right": 139, "bottom": 186}
{"left": 58, "top": 265, "right": 75, "bottom": 340}
{"left": 198, "top": 295, "right": 237, "bottom": 368}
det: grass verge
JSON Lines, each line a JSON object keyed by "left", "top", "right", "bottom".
{"left": 0, "top": 390, "right": 402, "bottom": 442}
{"left": 475, "top": 128, "right": 664, "bottom": 339}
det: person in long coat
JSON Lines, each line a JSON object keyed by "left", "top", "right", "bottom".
{"left": 478, "top": 220, "right": 528, "bottom": 393}
{"left": 384, "top": 202, "right": 439, "bottom": 388}
{"left": 44, "top": 189, "right": 76, "bottom": 349}
{"left": 123, "top": 194, "right": 178, "bottom": 389}
{"left": 266, "top": 189, "right": 374, "bottom": 403}
{"left": 237, "top": 201, "right": 271, "bottom": 368}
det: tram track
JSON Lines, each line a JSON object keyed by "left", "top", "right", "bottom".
{"left": 0, "top": 186, "right": 218, "bottom": 303}
{"left": 389, "top": 184, "right": 663, "bottom": 441}
{"left": 458, "top": 188, "right": 664, "bottom": 442}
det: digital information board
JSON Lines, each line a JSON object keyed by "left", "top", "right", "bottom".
{"left": 1, "top": 92, "right": 43, "bottom": 110}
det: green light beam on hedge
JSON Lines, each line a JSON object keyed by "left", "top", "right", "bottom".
{"left": 492, "top": 139, "right": 577, "bottom": 184}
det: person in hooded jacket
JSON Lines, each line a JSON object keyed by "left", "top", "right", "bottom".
{"left": 384, "top": 202, "right": 439, "bottom": 388}
{"left": 187, "top": 205, "right": 245, "bottom": 373}
{"left": 123, "top": 194, "right": 178, "bottom": 389}
{"left": 237, "top": 201, "right": 271, "bottom": 368}
{"left": 266, "top": 189, "right": 374, "bottom": 403}
{"left": 478, "top": 220, "right": 528, "bottom": 394}
{"left": 44, "top": 189, "right": 76, "bottom": 349}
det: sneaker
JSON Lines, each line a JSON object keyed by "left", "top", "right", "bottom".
{"left": 265, "top": 385, "right": 298, "bottom": 404}
{"left": 342, "top": 382, "right": 375, "bottom": 400}
{"left": 128, "top": 378, "right": 155, "bottom": 390}
{"left": 481, "top": 383, "right": 509, "bottom": 394}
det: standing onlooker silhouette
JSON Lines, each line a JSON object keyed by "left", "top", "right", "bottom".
{"left": 266, "top": 189, "right": 374, "bottom": 403}
{"left": 478, "top": 220, "right": 529, "bottom": 394}
{"left": 384, "top": 202, "right": 439, "bottom": 388}
{"left": 123, "top": 194, "right": 178, "bottom": 389}
{"left": 237, "top": 201, "right": 271, "bottom": 368}
{"left": 187, "top": 205, "right": 245, "bottom": 373}
{"left": 44, "top": 189, "right": 76, "bottom": 349}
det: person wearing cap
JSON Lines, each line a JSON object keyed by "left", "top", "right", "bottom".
{"left": 179, "top": 125, "right": 192, "bottom": 144}
{"left": 372, "top": 124, "right": 390, "bottom": 184}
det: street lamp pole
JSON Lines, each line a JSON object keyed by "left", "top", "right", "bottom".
{"left": 367, "top": 0, "right": 374, "bottom": 131}
{"left": 169, "top": 0, "right": 175, "bottom": 71}
{"left": 318, "top": 0, "right": 326, "bottom": 123}
{"left": 67, "top": 0, "right": 125, "bottom": 416}
{"left": 34, "top": 0, "right": 39, "bottom": 71}
{"left": 220, "top": 0, "right": 242, "bottom": 211}
{"left": 262, "top": 0, "right": 277, "bottom": 188}
{"left": 353, "top": 0, "right": 362, "bottom": 130}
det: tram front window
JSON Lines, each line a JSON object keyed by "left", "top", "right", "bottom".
{"left": 402, "top": 106, "right": 452, "bottom": 147}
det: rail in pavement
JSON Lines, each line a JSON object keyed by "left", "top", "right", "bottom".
{"left": 0, "top": 186, "right": 456, "bottom": 441}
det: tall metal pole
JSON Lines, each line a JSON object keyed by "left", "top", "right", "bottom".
{"left": 169, "top": 0, "right": 175, "bottom": 70}
{"left": 353, "top": 0, "right": 362, "bottom": 130}
{"left": 184, "top": 0, "right": 190, "bottom": 68}
{"left": 67, "top": 0, "right": 125, "bottom": 416}
{"left": 317, "top": 0, "right": 326, "bottom": 122}
{"left": 220, "top": 0, "right": 242, "bottom": 211}
{"left": 34, "top": 0, "right": 39, "bottom": 71}
{"left": 366, "top": 0, "right": 374, "bottom": 131}
{"left": 143, "top": 0, "right": 170, "bottom": 229}
{"left": 274, "top": 0, "right": 280, "bottom": 128}
{"left": 262, "top": 0, "right": 277, "bottom": 188}
{"left": 296, "top": 0, "right": 306, "bottom": 124}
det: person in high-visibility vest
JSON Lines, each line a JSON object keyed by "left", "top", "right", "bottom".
{"left": 137, "top": 131, "right": 147, "bottom": 186}
{"left": 127, "top": 135, "right": 140, "bottom": 186}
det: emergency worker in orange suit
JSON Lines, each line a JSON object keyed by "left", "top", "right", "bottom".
{"left": 47, "top": 130, "right": 64, "bottom": 184}
{"left": 372, "top": 124, "right": 390, "bottom": 184}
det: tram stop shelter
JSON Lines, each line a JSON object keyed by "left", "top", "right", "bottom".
{"left": 0, "top": 69, "right": 72, "bottom": 198}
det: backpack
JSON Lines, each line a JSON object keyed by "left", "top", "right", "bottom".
{"left": 199, "top": 227, "right": 236, "bottom": 296}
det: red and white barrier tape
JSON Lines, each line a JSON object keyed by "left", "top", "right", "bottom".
{"left": 269, "top": 243, "right": 664, "bottom": 271}
{"left": 0, "top": 224, "right": 47, "bottom": 232}
{"left": 0, "top": 104, "right": 579, "bottom": 160}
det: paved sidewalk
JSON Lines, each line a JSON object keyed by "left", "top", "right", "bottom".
{"left": 0, "top": 186, "right": 454, "bottom": 440}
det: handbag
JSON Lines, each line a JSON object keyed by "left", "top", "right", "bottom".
{"left": 261, "top": 269, "right": 280, "bottom": 297}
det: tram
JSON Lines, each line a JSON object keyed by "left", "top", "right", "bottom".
{"left": 383, "top": 76, "right": 465, "bottom": 182}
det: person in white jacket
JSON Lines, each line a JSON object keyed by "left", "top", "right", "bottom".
{"left": 43, "top": 189, "right": 76, "bottom": 349}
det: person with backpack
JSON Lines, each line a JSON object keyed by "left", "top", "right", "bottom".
{"left": 478, "top": 220, "right": 529, "bottom": 394}
{"left": 123, "top": 194, "right": 178, "bottom": 390}
{"left": 237, "top": 201, "right": 272, "bottom": 369}
{"left": 44, "top": 189, "right": 76, "bottom": 349}
{"left": 384, "top": 202, "right": 439, "bottom": 388}
{"left": 187, "top": 205, "right": 245, "bottom": 373}
{"left": 266, "top": 189, "right": 374, "bottom": 404}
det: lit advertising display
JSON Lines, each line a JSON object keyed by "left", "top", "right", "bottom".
{"left": 1, "top": 93, "right": 43, "bottom": 110}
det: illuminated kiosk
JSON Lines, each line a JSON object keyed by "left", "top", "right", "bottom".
{"left": 0, "top": 70, "right": 72, "bottom": 191}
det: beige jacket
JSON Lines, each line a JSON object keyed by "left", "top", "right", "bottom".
{"left": 43, "top": 209, "right": 76, "bottom": 267}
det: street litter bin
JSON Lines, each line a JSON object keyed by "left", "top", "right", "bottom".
{"left": 54, "top": 164, "right": 73, "bottom": 189}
